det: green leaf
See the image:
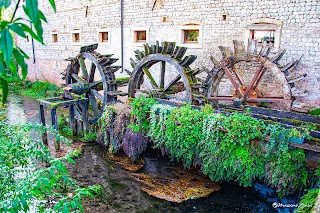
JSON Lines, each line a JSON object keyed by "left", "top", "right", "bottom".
{"left": 0, "top": 0, "right": 11, "bottom": 9}
{"left": 12, "top": 48, "right": 28, "bottom": 78}
{"left": 0, "top": 76, "right": 8, "bottom": 104}
{"left": 48, "top": 0, "right": 56, "bottom": 12}
{"left": 9, "top": 59, "right": 17, "bottom": 76}
{"left": 20, "top": 23, "right": 41, "bottom": 43}
{"left": 9, "top": 23, "right": 27, "bottom": 38}
{"left": 24, "top": 0, "right": 39, "bottom": 21}
{"left": 38, "top": 11, "right": 47, "bottom": 23}
{"left": 0, "top": 28, "right": 13, "bottom": 66}
{"left": 16, "top": 46, "right": 29, "bottom": 59}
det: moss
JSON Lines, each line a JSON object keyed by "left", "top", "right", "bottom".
{"left": 308, "top": 108, "right": 320, "bottom": 116}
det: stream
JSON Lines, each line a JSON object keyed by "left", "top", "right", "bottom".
{"left": 6, "top": 94, "right": 301, "bottom": 213}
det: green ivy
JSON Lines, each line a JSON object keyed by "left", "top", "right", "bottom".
{"left": 129, "top": 96, "right": 157, "bottom": 133}
{"left": 144, "top": 98, "right": 311, "bottom": 196}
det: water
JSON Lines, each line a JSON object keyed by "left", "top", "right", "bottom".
{"left": 6, "top": 94, "right": 301, "bottom": 213}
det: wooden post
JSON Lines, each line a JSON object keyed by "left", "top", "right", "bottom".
{"left": 51, "top": 108, "right": 60, "bottom": 151}
{"left": 82, "top": 101, "right": 88, "bottom": 137}
{"left": 69, "top": 105, "right": 76, "bottom": 136}
{"left": 39, "top": 103, "right": 48, "bottom": 145}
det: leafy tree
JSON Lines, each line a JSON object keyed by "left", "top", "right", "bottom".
{"left": 0, "top": 0, "right": 56, "bottom": 104}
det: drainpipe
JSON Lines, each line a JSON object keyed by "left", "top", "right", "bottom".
{"left": 120, "top": 0, "right": 124, "bottom": 73}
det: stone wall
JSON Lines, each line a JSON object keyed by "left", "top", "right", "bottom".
{"left": 17, "top": 0, "right": 320, "bottom": 110}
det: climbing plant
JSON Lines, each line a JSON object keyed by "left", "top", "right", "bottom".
{"left": 128, "top": 96, "right": 157, "bottom": 133}
{"left": 0, "top": 0, "right": 56, "bottom": 104}
{"left": 139, "top": 97, "right": 311, "bottom": 196}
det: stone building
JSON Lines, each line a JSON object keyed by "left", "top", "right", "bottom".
{"left": 17, "top": 0, "right": 320, "bottom": 111}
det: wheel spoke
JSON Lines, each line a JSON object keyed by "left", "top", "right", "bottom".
{"left": 244, "top": 63, "right": 265, "bottom": 97}
{"left": 142, "top": 65, "right": 159, "bottom": 89}
{"left": 89, "top": 62, "right": 96, "bottom": 82}
{"left": 160, "top": 61, "right": 166, "bottom": 89}
{"left": 78, "top": 55, "right": 89, "bottom": 79}
{"left": 164, "top": 75, "right": 181, "bottom": 92}
{"left": 230, "top": 65, "right": 244, "bottom": 86}
{"left": 220, "top": 64, "right": 242, "bottom": 96}
{"left": 71, "top": 74, "right": 86, "bottom": 84}
{"left": 89, "top": 80, "right": 102, "bottom": 88}
{"left": 88, "top": 93, "right": 99, "bottom": 117}
{"left": 91, "top": 89, "right": 104, "bottom": 102}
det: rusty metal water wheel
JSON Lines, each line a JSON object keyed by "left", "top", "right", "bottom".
{"left": 62, "top": 45, "right": 121, "bottom": 124}
{"left": 204, "top": 40, "right": 308, "bottom": 111}
{"left": 128, "top": 41, "right": 202, "bottom": 104}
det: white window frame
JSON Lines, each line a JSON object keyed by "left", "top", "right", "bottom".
{"left": 131, "top": 27, "right": 149, "bottom": 47}
{"left": 178, "top": 25, "right": 203, "bottom": 49}
{"left": 71, "top": 30, "right": 81, "bottom": 45}
{"left": 97, "top": 28, "right": 110, "bottom": 45}
{"left": 245, "top": 21, "right": 282, "bottom": 51}
{"left": 51, "top": 32, "right": 59, "bottom": 44}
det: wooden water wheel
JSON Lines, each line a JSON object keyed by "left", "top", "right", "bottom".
{"left": 128, "top": 41, "right": 202, "bottom": 104}
{"left": 203, "top": 39, "right": 308, "bottom": 111}
{"left": 61, "top": 44, "right": 124, "bottom": 124}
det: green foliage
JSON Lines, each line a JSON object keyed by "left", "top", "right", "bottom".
{"left": 295, "top": 188, "right": 319, "bottom": 213}
{"left": 129, "top": 96, "right": 158, "bottom": 133}
{"left": 7, "top": 76, "right": 62, "bottom": 99}
{"left": 0, "top": 0, "right": 56, "bottom": 104}
{"left": 146, "top": 101, "right": 310, "bottom": 196}
{"left": 98, "top": 107, "right": 114, "bottom": 146}
{"left": 81, "top": 132, "right": 97, "bottom": 142}
{"left": 0, "top": 122, "right": 101, "bottom": 212}
{"left": 58, "top": 114, "right": 73, "bottom": 137}
{"left": 308, "top": 108, "right": 320, "bottom": 116}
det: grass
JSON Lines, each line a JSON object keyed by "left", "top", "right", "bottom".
{"left": 7, "top": 76, "right": 62, "bottom": 99}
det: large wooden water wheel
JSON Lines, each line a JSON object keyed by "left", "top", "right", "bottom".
{"left": 128, "top": 41, "right": 201, "bottom": 104}
{"left": 203, "top": 39, "right": 308, "bottom": 111}
{"left": 61, "top": 44, "right": 123, "bottom": 124}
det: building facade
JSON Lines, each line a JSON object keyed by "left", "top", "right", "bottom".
{"left": 17, "top": 0, "right": 320, "bottom": 110}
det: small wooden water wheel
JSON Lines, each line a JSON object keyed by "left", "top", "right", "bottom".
{"left": 61, "top": 44, "right": 125, "bottom": 124}
{"left": 203, "top": 39, "right": 308, "bottom": 111}
{"left": 128, "top": 41, "right": 202, "bottom": 104}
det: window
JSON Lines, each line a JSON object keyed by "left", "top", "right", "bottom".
{"left": 71, "top": 30, "right": 81, "bottom": 44}
{"left": 72, "top": 33, "right": 80, "bottom": 42}
{"left": 52, "top": 33, "right": 58, "bottom": 43}
{"left": 97, "top": 29, "right": 110, "bottom": 45}
{"left": 245, "top": 18, "right": 282, "bottom": 50}
{"left": 222, "top": 14, "right": 227, "bottom": 21}
{"left": 99, "top": 32, "right": 108, "bottom": 43}
{"left": 179, "top": 23, "right": 202, "bottom": 48}
{"left": 183, "top": 30, "right": 199, "bottom": 43}
{"left": 250, "top": 30, "right": 275, "bottom": 47}
{"left": 134, "top": 31, "right": 146, "bottom": 43}
{"left": 132, "top": 27, "right": 149, "bottom": 46}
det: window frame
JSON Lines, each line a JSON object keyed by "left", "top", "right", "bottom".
{"left": 132, "top": 27, "right": 149, "bottom": 46}
{"left": 51, "top": 32, "right": 59, "bottom": 44}
{"left": 97, "top": 28, "right": 110, "bottom": 45}
{"left": 245, "top": 22, "right": 281, "bottom": 51}
{"left": 71, "top": 30, "right": 81, "bottom": 45}
{"left": 178, "top": 25, "right": 203, "bottom": 49}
